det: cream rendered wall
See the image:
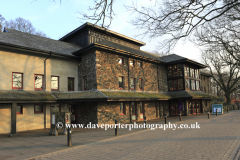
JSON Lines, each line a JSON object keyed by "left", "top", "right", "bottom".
{"left": 0, "top": 49, "right": 78, "bottom": 91}
{"left": 50, "top": 58, "right": 78, "bottom": 92}
{"left": 0, "top": 104, "right": 11, "bottom": 134}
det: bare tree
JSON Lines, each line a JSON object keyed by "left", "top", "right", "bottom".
{"left": 4, "top": 17, "right": 47, "bottom": 37}
{"left": 0, "top": 14, "right": 5, "bottom": 32}
{"left": 82, "top": 0, "right": 240, "bottom": 52}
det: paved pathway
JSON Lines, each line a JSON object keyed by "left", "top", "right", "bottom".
{"left": 0, "top": 111, "right": 240, "bottom": 160}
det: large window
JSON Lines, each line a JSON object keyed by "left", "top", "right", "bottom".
{"left": 185, "top": 79, "right": 190, "bottom": 90}
{"left": 168, "top": 79, "right": 183, "bottom": 91}
{"left": 196, "top": 80, "right": 200, "bottom": 90}
{"left": 168, "top": 64, "right": 183, "bottom": 78}
{"left": 190, "top": 67, "right": 195, "bottom": 78}
{"left": 68, "top": 77, "right": 74, "bottom": 91}
{"left": 195, "top": 69, "right": 199, "bottom": 79}
{"left": 130, "top": 78, "right": 135, "bottom": 90}
{"left": 119, "top": 76, "right": 124, "bottom": 89}
{"left": 51, "top": 76, "right": 59, "bottom": 90}
{"left": 12, "top": 73, "right": 23, "bottom": 89}
{"left": 191, "top": 80, "right": 196, "bottom": 90}
{"left": 35, "top": 75, "right": 43, "bottom": 90}
{"left": 185, "top": 65, "right": 189, "bottom": 77}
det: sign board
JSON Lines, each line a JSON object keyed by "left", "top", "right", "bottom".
{"left": 212, "top": 104, "right": 223, "bottom": 114}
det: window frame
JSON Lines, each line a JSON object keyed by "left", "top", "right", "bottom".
{"left": 119, "top": 76, "right": 124, "bottom": 89}
{"left": 51, "top": 76, "right": 59, "bottom": 91}
{"left": 34, "top": 74, "right": 43, "bottom": 90}
{"left": 191, "top": 79, "right": 196, "bottom": 90}
{"left": 118, "top": 57, "right": 124, "bottom": 65}
{"left": 68, "top": 77, "right": 75, "bottom": 91}
{"left": 137, "top": 61, "right": 143, "bottom": 68}
{"left": 120, "top": 102, "right": 126, "bottom": 115}
{"left": 83, "top": 76, "right": 87, "bottom": 90}
{"left": 34, "top": 104, "right": 43, "bottom": 114}
{"left": 12, "top": 72, "right": 23, "bottom": 89}
{"left": 130, "top": 60, "right": 135, "bottom": 67}
{"left": 130, "top": 78, "right": 135, "bottom": 90}
{"left": 16, "top": 105, "right": 23, "bottom": 114}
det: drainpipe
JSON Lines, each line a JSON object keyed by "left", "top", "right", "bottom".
{"left": 44, "top": 52, "right": 52, "bottom": 91}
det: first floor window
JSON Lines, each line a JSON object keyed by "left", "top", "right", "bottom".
{"left": 168, "top": 80, "right": 173, "bottom": 91}
{"left": 34, "top": 105, "right": 43, "bottom": 113}
{"left": 16, "top": 105, "right": 23, "bottom": 114}
{"left": 119, "top": 76, "right": 124, "bottom": 89}
{"left": 138, "top": 62, "right": 142, "bottom": 68}
{"left": 196, "top": 80, "right": 200, "bottom": 90}
{"left": 130, "top": 78, "right": 135, "bottom": 90}
{"left": 185, "top": 79, "right": 190, "bottom": 90}
{"left": 120, "top": 102, "right": 126, "bottom": 115}
{"left": 191, "top": 80, "right": 195, "bottom": 90}
{"left": 178, "top": 79, "right": 183, "bottom": 90}
{"left": 83, "top": 76, "right": 87, "bottom": 90}
{"left": 130, "top": 60, "right": 135, "bottom": 67}
{"left": 68, "top": 77, "right": 74, "bottom": 91}
{"left": 35, "top": 75, "right": 43, "bottom": 90}
{"left": 51, "top": 76, "right": 59, "bottom": 90}
{"left": 139, "top": 79, "right": 143, "bottom": 90}
{"left": 13, "top": 72, "right": 23, "bottom": 89}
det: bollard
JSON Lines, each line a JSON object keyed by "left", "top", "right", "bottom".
{"left": 227, "top": 107, "right": 229, "bottom": 113}
{"left": 179, "top": 113, "right": 182, "bottom": 121}
{"left": 165, "top": 114, "right": 167, "bottom": 124}
{"left": 208, "top": 112, "right": 210, "bottom": 119}
{"left": 115, "top": 120, "right": 118, "bottom": 136}
{"left": 216, "top": 109, "right": 218, "bottom": 116}
{"left": 67, "top": 127, "right": 72, "bottom": 146}
{"left": 144, "top": 116, "right": 147, "bottom": 129}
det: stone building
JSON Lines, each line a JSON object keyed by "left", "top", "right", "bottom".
{"left": 0, "top": 22, "right": 214, "bottom": 135}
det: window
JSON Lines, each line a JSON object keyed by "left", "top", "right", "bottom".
{"left": 12, "top": 73, "right": 23, "bottom": 89}
{"left": 119, "top": 76, "right": 124, "bottom": 89}
{"left": 185, "top": 65, "right": 189, "bottom": 77}
{"left": 195, "top": 69, "right": 199, "bottom": 79}
{"left": 130, "top": 60, "right": 135, "bottom": 67}
{"left": 16, "top": 105, "right": 23, "bottom": 114}
{"left": 191, "top": 80, "right": 196, "bottom": 90}
{"left": 83, "top": 76, "right": 87, "bottom": 90}
{"left": 120, "top": 102, "right": 126, "bottom": 115}
{"left": 168, "top": 66, "right": 173, "bottom": 78}
{"left": 204, "top": 87, "right": 206, "bottom": 93}
{"left": 51, "top": 76, "right": 59, "bottom": 90}
{"left": 35, "top": 75, "right": 43, "bottom": 90}
{"left": 140, "top": 102, "right": 143, "bottom": 114}
{"left": 118, "top": 58, "right": 123, "bottom": 65}
{"left": 34, "top": 105, "right": 43, "bottom": 113}
{"left": 173, "top": 65, "right": 178, "bottom": 77}
{"left": 168, "top": 80, "right": 173, "bottom": 91}
{"left": 196, "top": 80, "right": 200, "bottom": 90}
{"left": 185, "top": 79, "right": 190, "bottom": 90}
{"left": 178, "top": 79, "right": 183, "bottom": 90}
{"left": 177, "top": 64, "right": 183, "bottom": 76}
{"left": 139, "top": 79, "right": 143, "bottom": 90}
{"left": 130, "top": 78, "right": 135, "bottom": 90}
{"left": 203, "top": 77, "right": 205, "bottom": 81}
{"left": 138, "top": 62, "right": 142, "bottom": 68}
{"left": 51, "top": 105, "right": 61, "bottom": 113}
{"left": 68, "top": 77, "right": 74, "bottom": 91}
{"left": 190, "top": 68, "right": 195, "bottom": 78}
{"left": 173, "top": 80, "right": 178, "bottom": 90}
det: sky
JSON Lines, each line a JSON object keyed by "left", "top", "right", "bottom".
{"left": 0, "top": 0, "right": 202, "bottom": 63}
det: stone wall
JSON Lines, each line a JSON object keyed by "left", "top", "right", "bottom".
{"left": 78, "top": 102, "right": 98, "bottom": 125}
{"left": 97, "top": 102, "right": 130, "bottom": 124}
{"left": 201, "top": 75, "right": 211, "bottom": 94}
{"left": 96, "top": 51, "right": 168, "bottom": 92}
{"left": 144, "top": 101, "right": 158, "bottom": 120}
{"left": 78, "top": 52, "right": 97, "bottom": 91}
